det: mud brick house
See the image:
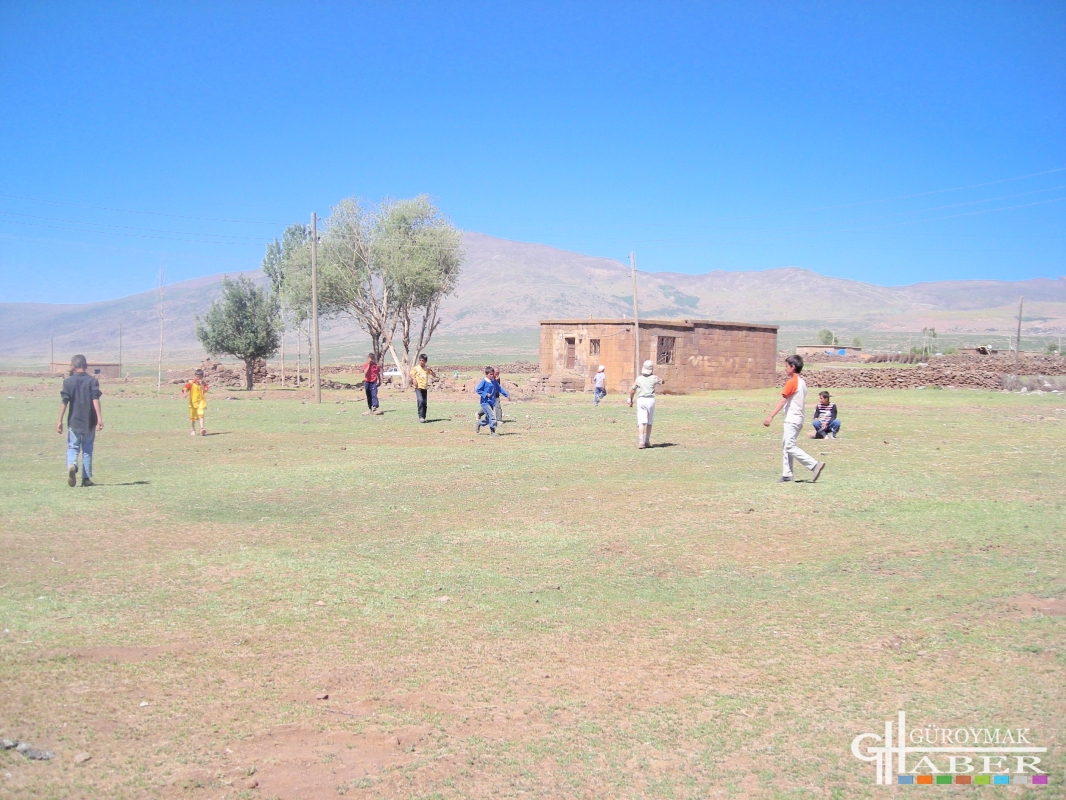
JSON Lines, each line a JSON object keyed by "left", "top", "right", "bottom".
{"left": 539, "top": 319, "right": 778, "bottom": 393}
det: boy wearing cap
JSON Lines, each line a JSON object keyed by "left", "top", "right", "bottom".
{"left": 628, "top": 360, "right": 663, "bottom": 449}
{"left": 183, "top": 369, "right": 209, "bottom": 435}
{"left": 763, "top": 355, "right": 825, "bottom": 483}
{"left": 56, "top": 354, "right": 104, "bottom": 487}
{"left": 593, "top": 365, "right": 607, "bottom": 405}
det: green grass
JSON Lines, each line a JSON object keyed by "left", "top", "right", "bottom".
{"left": 0, "top": 377, "right": 1064, "bottom": 798}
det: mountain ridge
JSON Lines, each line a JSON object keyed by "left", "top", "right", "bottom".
{"left": 1, "top": 231, "right": 1062, "bottom": 361}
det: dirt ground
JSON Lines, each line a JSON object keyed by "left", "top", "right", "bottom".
{"left": 1, "top": 376, "right": 1064, "bottom": 798}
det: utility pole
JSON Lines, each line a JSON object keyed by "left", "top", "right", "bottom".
{"left": 311, "top": 212, "right": 322, "bottom": 404}
{"left": 157, "top": 265, "right": 165, "bottom": 393}
{"left": 630, "top": 252, "right": 640, "bottom": 380}
{"left": 1014, "top": 296, "right": 1024, "bottom": 375}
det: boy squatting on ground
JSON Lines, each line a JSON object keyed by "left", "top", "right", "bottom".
{"left": 764, "top": 355, "right": 825, "bottom": 483}
{"left": 809, "top": 391, "right": 840, "bottom": 439}
{"left": 475, "top": 366, "right": 502, "bottom": 436}
{"left": 410, "top": 354, "right": 436, "bottom": 422}
{"left": 628, "top": 359, "right": 663, "bottom": 449}
{"left": 361, "top": 353, "right": 383, "bottom": 415}
{"left": 56, "top": 354, "right": 104, "bottom": 487}
{"left": 182, "top": 369, "right": 209, "bottom": 435}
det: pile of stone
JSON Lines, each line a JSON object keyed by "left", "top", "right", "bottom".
{"left": 526, "top": 374, "right": 584, "bottom": 394}
{"left": 166, "top": 358, "right": 257, "bottom": 388}
{"left": 783, "top": 353, "right": 1066, "bottom": 391}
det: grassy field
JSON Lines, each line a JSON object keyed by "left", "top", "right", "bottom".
{"left": 1, "top": 376, "right": 1064, "bottom": 799}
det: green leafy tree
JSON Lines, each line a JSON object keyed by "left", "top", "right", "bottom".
{"left": 268, "top": 196, "right": 464, "bottom": 386}
{"left": 852, "top": 337, "right": 862, "bottom": 348}
{"left": 196, "top": 275, "right": 281, "bottom": 390}
{"left": 1047, "top": 342, "right": 1059, "bottom": 355}
{"left": 262, "top": 224, "right": 315, "bottom": 380}
{"left": 817, "top": 329, "right": 835, "bottom": 346}
{"left": 372, "top": 196, "right": 463, "bottom": 385}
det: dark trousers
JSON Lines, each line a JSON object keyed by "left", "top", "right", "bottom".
{"left": 364, "top": 380, "right": 379, "bottom": 410}
{"left": 415, "top": 388, "right": 428, "bottom": 420}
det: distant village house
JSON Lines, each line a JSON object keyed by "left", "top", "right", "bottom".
{"left": 50, "top": 361, "right": 121, "bottom": 378}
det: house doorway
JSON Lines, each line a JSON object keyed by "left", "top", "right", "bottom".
{"left": 565, "top": 337, "right": 576, "bottom": 369}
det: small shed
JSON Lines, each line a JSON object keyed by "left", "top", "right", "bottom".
{"left": 51, "top": 362, "right": 121, "bottom": 378}
{"left": 539, "top": 318, "right": 778, "bottom": 393}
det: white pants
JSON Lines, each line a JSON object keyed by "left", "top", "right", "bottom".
{"left": 636, "top": 396, "right": 656, "bottom": 425}
{"left": 782, "top": 421, "right": 818, "bottom": 478}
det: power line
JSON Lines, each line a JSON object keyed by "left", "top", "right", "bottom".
{"left": 0, "top": 210, "right": 274, "bottom": 242}
{"left": 0, "top": 191, "right": 287, "bottom": 225}
{"left": 0, "top": 218, "right": 268, "bottom": 246}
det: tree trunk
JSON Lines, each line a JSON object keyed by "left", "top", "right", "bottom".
{"left": 245, "top": 358, "right": 254, "bottom": 390}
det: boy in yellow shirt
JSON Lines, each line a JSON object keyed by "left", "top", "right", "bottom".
{"left": 183, "top": 369, "right": 209, "bottom": 436}
{"left": 410, "top": 354, "right": 436, "bottom": 423}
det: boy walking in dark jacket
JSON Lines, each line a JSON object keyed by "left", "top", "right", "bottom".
{"left": 56, "top": 355, "right": 104, "bottom": 487}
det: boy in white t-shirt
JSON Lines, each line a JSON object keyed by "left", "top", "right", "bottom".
{"left": 628, "top": 360, "right": 663, "bottom": 449}
{"left": 593, "top": 365, "right": 607, "bottom": 405}
{"left": 763, "top": 355, "right": 825, "bottom": 483}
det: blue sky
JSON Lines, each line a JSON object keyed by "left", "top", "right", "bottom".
{"left": 1, "top": 1, "right": 1064, "bottom": 303}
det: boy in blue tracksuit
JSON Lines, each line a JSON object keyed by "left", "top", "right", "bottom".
{"left": 475, "top": 366, "right": 500, "bottom": 436}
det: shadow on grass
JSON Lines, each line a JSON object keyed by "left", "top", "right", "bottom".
{"left": 202, "top": 432, "right": 228, "bottom": 436}
{"left": 98, "top": 481, "right": 151, "bottom": 486}
{"left": 647, "top": 442, "right": 679, "bottom": 448}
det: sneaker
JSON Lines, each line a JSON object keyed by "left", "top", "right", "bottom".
{"left": 777, "top": 476, "right": 793, "bottom": 483}
{"left": 81, "top": 478, "right": 94, "bottom": 487}
{"left": 811, "top": 462, "right": 826, "bottom": 483}
{"left": 190, "top": 430, "right": 197, "bottom": 436}
{"left": 490, "top": 430, "right": 499, "bottom": 437}
{"left": 67, "top": 464, "right": 77, "bottom": 487}
{"left": 200, "top": 429, "right": 207, "bottom": 436}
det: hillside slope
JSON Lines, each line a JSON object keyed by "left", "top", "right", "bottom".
{"left": 1, "top": 232, "right": 1062, "bottom": 361}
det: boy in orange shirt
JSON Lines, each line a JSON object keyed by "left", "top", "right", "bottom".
{"left": 183, "top": 369, "right": 209, "bottom": 436}
{"left": 764, "top": 355, "right": 824, "bottom": 483}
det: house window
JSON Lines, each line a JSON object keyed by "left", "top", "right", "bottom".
{"left": 565, "top": 337, "right": 576, "bottom": 369}
{"left": 589, "top": 338, "right": 601, "bottom": 355}
{"left": 656, "top": 336, "right": 675, "bottom": 365}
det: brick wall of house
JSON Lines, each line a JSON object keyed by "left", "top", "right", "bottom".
{"left": 538, "top": 320, "right": 777, "bottom": 393}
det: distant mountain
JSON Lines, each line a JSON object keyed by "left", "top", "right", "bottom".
{"left": 1, "top": 231, "right": 1063, "bottom": 362}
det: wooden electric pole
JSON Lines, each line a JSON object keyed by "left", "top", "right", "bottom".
{"left": 630, "top": 252, "right": 640, "bottom": 380}
{"left": 310, "top": 212, "right": 322, "bottom": 404}
{"left": 1014, "top": 296, "right": 1024, "bottom": 375}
